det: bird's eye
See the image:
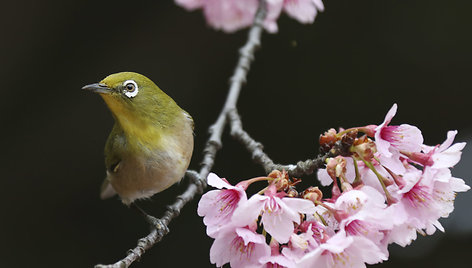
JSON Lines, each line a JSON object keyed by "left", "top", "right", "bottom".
{"left": 126, "top": 83, "right": 135, "bottom": 92}
{"left": 123, "top": 80, "right": 139, "bottom": 98}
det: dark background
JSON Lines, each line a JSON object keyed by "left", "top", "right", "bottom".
{"left": 1, "top": 0, "right": 471, "bottom": 267}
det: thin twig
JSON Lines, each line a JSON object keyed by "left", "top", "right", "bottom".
{"left": 94, "top": 1, "right": 268, "bottom": 267}
{"left": 227, "top": 108, "right": 345, "bottom": 177}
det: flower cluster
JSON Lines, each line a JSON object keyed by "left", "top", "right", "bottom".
{"left": 198, "top": 104, "right": 469, "bottom": 268}
{"left": 175, "top": 0, "right": 324, "bottom": 33}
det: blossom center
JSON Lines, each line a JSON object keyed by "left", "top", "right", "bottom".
{"left": 264, "top": 197, "right": 281, "bottom": 214}
{"left": 230, "top": 236, "right": 255, "bottom": 260}
{"left": 380, "top": 125, "right": 404, "bottom": 145}
{"left": 404, "top": 184, "right": 431, "bottom": 208}
{"left": 217, "top": 189, "right": 239, "bottom": 216}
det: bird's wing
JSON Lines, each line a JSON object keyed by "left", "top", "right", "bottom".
{"left": 101, "top": 124, "right": 125, "bottom": 199}
{"left": 100, "top": 174, "right": 117, "bottom": 199}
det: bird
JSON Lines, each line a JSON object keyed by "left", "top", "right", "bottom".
{"left": 83, "top": 72, "right": 194, "bottom": 205}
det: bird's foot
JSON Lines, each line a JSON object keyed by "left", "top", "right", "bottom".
{"left": 145, "top": 215, "right": 169, "bottom": 233}
{"left": 132, "top": 204, "right": 169, "bottom": 233}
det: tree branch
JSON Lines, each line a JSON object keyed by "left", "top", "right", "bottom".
{"left": 94, "top": 1, "right": 268, "bottom": 267}
{"left": 227, "top": 108, "right": 345, "bottom": 177}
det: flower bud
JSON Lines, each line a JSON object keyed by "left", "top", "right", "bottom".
{"left": 286, "top": 186, "right": 298, "bottom": 197}
{"left": 341, "top": 181, "right": 353, "bottom": 192}
{"left": 302, "top": 186, "right": 323, "bottom": 203}
{"left": 340, "top": 129, "right": 358, "bottom": 155}
{"left": 268, "top": 170, "right": 290, "bottom": 191}
{"left": 319, "top": 128, "right": 338, "bottom": 153}
{"left": 402, "top": 151, "right": 434, "bottom": 166}
{"left": 352, "top": 136, "right": 377, "bottom": 161}
{"left": 326, "top": 156, "right": 347, "bottom": 180}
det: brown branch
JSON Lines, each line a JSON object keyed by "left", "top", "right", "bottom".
{"left": 227, "top": 109, "right": 344, "bottom": 177}
{"left": 94, "top": 1, "right": 268, "bottom": 267}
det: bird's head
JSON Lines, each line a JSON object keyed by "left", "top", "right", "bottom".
{"left": 83, "top": 72, "right": 183, "bottom": 136}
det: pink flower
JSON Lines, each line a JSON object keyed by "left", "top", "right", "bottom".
{"left": 316, "top": 157, "right": 356, "bottom": 187}
{"left": 426, "top": 168, "right": 470, "bottom": 218}
{"left": 334, "top": 186, "right": 392, "bottom": 251}
{"left": 283, "top": 0, "right": 324, "bottom": 24}
{"left": 410, "top": 130, "right": 466, "bottom": 169}
{"left": 385, "top": 167, "right": 461, "bottom": 246}
{"left": 175, "top": 0, "right": 324, "bottom": 33}
{"left": 372, "top": 104, "right": 423, "bottom": 174}
{"left": 296, "top": 230, "right": 387, "bottom": 268}
{"left": 232, "top": 185, "right": 316, "bottom": 243}
{"left": 198, "top": 173, "right": 247, "bottom": 237}
{"left": 375, "top": 104, "right": 424, "bottom": 155}
{"left": 317, "top": 157, "right": 393, "bottom": 195}
{"left": 210, "top": 225, "right": 271, "bottom": 268}
{"left": 175, "top": 0, "right": 203, "bottom": 10}
{"left": 282, "top": 221, "right": 334, "bottom": 263}
{"left": 259, "top": 240, "right": 295, "bottom": 268}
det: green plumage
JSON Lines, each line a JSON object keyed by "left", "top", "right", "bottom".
{"left": 84, "top": 72, "right": 194, "bottom": 204}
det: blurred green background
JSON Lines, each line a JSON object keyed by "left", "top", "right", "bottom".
{"left": 1, "top": 0, "right": 471, "bottom": 267}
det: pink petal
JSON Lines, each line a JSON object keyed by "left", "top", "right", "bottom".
{"left": 283, "top": 0, "right": 318, "bottom": 23}
{"left": 259, "top": 254, "right": 295, "bottom": 267}
{"left": 349, "top": 235, "right": 387, "bottom": 264}
{"left": 203, "top": 0, "right": 257, "bottom": 33}
{"left": 175, "top": 0, "right": 204, "bottom": 10}
{"left": 197, "top": 190, "right": 221, "bottom": 218}
{"left": 207, "top": 172, "right": 232, "bottom": 189}
{"left": 375, "top": 138, "right": 393, "bottom": 157}
{"left": 317, "top": 168, "right": 333, "bottom": 186}
{"left": 377, "top": 152, "right": 406, "bottom": 174}
{"left": 319, "top": 231, "right": 353, "bottom": 254}
{"left": 231, "top": 228, "right": 271, "bottom": 268}
{"left": 388, "top": 224, "right": 417, "bottom": 247}
{"left": 232, "top": 194, "right": 266, "bottom": 226}
{"left": 450, "top": 177, "right": 470, "bottom": 192}
{"left": 432, "top": 142, "right": 465, "bottom": 169}
{"left": 393, "top": 124, "right": 423, "bottom": 152}
{"left": 282, "top": 197, "right": 317, "bottom": 215}
{"left": 236, "top": 227, "right": 266, "bottom": 245}
{"left": 437, "top": 130, "right": 458, "bottom": 152}
{"left": 383, "top": 103, "right": 397, "bottom": 126}
{"left": 262, "top": 209, "right": 295, "bottom": 244}
{"left": 313, "top": 0, "right": 325, "bottom": 11}
{"left": 374, "top": 104, "right": 398, "bottom": 157}
{"left": 209, "top": 229, "right": 234, "bottom": 267}
{"left": 334, "top": 190, "right": 368, "bottom": 213}
{"left": 263, "top": 0, "right": 284, "bottom": 33}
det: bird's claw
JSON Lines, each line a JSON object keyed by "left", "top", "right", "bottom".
{"left": 145, "top": 215, "right": 169, "bottom": 234}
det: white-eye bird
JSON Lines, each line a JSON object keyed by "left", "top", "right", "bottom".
{"left": 83, "top": 72, "right": 194, "bottom": 205}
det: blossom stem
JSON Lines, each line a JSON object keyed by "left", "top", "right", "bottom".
{"left": 315, "top": 200, "right": 335, "bottom": 214}
{"left": 336, "top": 127, "right": 358, "bottom": 137}
{"left": 361, "top": 159, "right": 395, "bottom": 204}
{"left": 351, "top": 158, "right": 362, "bottom": 186}
{"left": 315, "top": 212, "right": 328, "bottom": 226}
{"left": 237, "top": 176, "right": 272, "bottom": 189}
{"left": 257, "top": 186, "right": 269, "bottom": 195}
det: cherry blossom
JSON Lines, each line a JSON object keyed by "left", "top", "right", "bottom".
{"left": 210, "top": 225, "right": 271, "bottom": 267}
{"left": 175, "top": 0, "right": 324, "bottom": 33}
{"left": 283, "top": 0, "right": 325, "bottom": 24}
{"left": 296, "top": 230, "right": 387, "bottom": 268}
{"left": 232, "top": 185, "right": 316, "bottom": 243}
{"left": 198, "top": 173, "right": 247, "bottom": 237}
{"left": 197, "top": 104, "right": 468, "bottom": 267}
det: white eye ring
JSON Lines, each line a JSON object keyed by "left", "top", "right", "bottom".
{"left": 123, "top": 80, "right": 139, "bottom": 98}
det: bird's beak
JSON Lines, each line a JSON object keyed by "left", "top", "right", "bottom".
{"left": 82, "top": 83, "right": 112, "bottom": 94}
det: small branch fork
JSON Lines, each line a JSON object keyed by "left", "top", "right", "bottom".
{"left": 95, "top": 1, "right": 339, "bottom": 267}
{"left": 227, "top": 109, "right": 343, "bottom": 177}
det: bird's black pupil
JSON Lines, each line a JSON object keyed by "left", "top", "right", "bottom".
{"left": 126, "top": 83, "right": 135, "bottom": 91}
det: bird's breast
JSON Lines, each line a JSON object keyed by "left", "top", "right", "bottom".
{"left": 109, "top": 116, "right": 194, "bottom": 205}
